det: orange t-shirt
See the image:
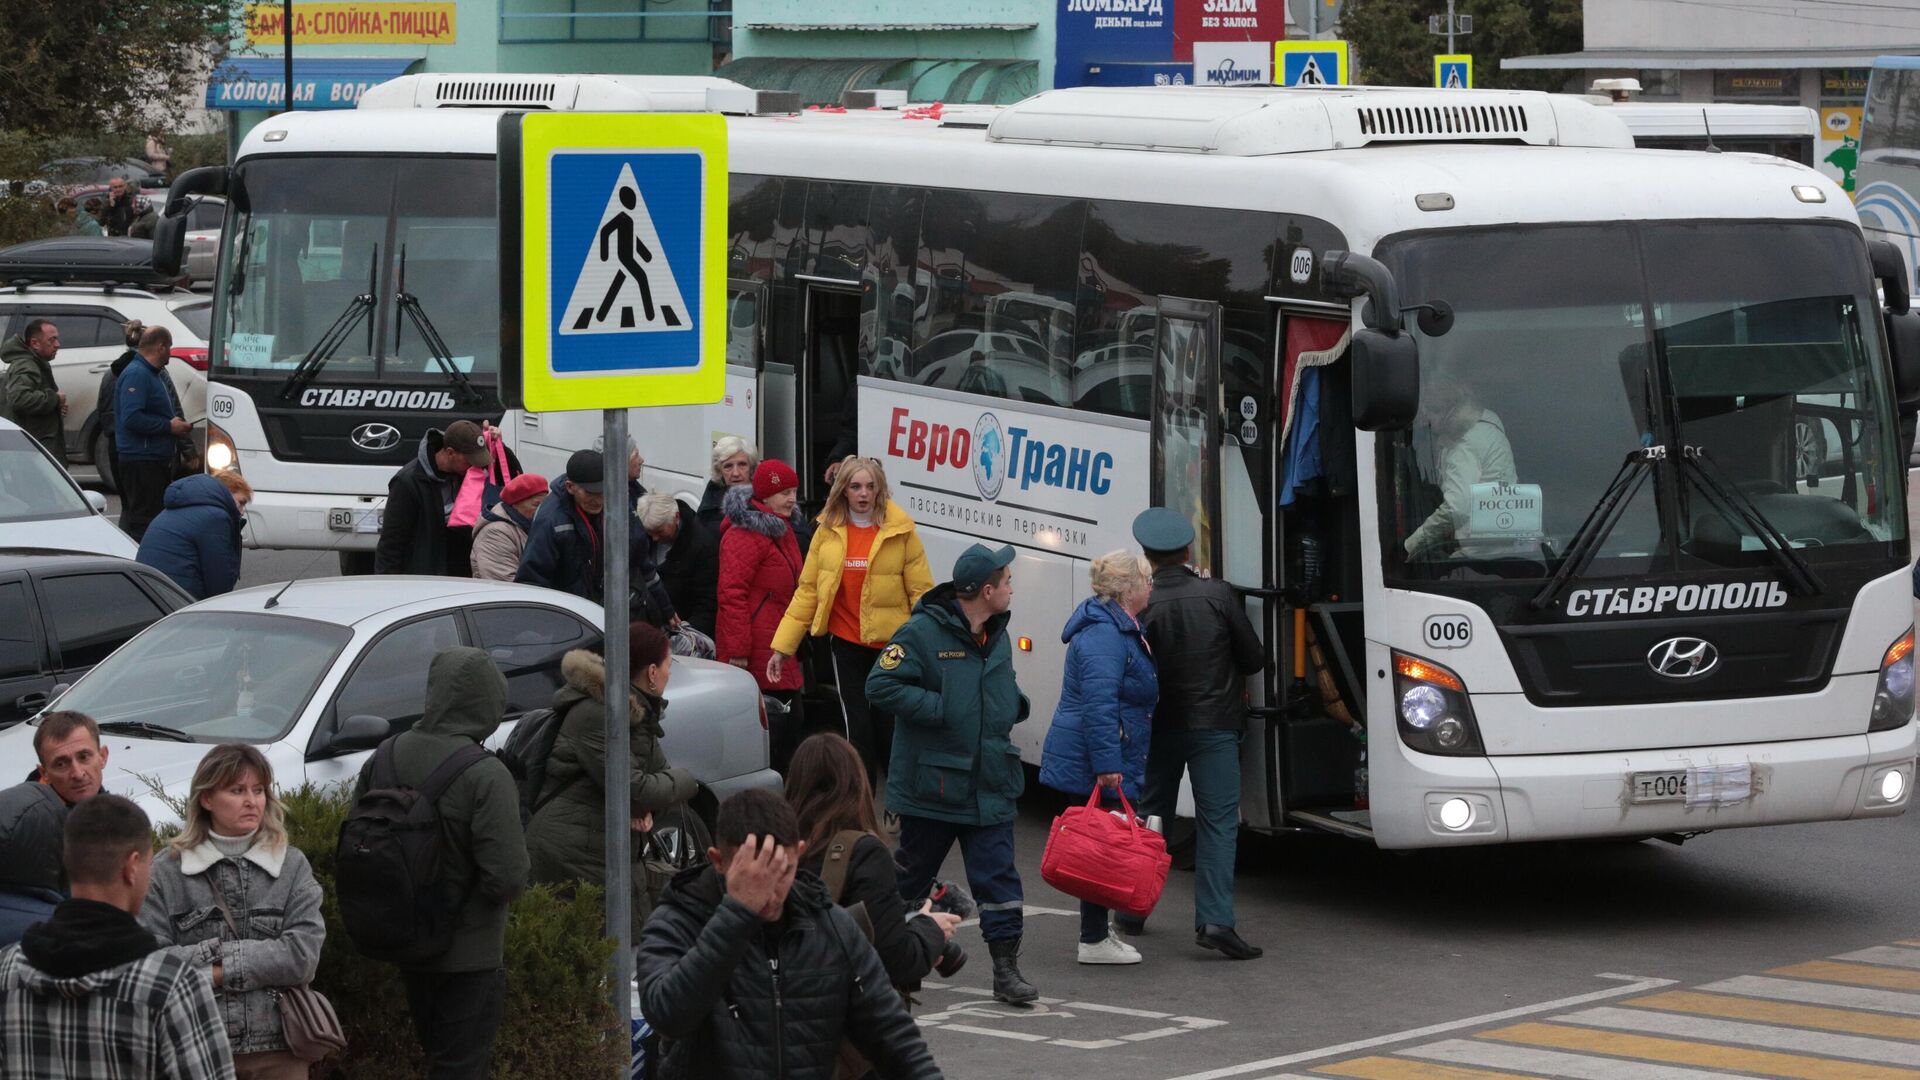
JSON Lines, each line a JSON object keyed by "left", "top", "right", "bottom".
{"left": 829, "top": 523, "right": 880, "bottom": 644}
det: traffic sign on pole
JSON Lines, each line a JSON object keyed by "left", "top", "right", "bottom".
{"left": 500, "top": 112, "right": 728, "bottom": 412}
{"left": 1435, "top": 54, "right": 1473, "bottom": 89}
{"left": 1275, "top": 40, "right": 1349, "bottom": 87}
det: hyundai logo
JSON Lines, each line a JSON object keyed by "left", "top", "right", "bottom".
{"left": 350, "top": 423, "right": 401, "bottom": 453}
{"left": 1648, "top": 636, "right": 1719, "bottom": 679}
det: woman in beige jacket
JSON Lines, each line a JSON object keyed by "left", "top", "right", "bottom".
{"left": 470, "top": 472, "right": 548, "bottom": 580}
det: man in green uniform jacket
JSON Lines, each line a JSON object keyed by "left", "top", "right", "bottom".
{"left": 0, "top": 320, "right": 65, "bottom": 456}
{"left": 868, "top": 542, "right": 1037, "bottom": 1005}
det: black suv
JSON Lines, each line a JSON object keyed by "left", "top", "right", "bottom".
{"left": 0, "top": 551, "right": 192, "bottom": 729}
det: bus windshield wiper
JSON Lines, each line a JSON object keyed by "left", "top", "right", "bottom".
{"left": 394, "top": 245, "right": 484, "bottom": 404}
{"left": 277, "top": 244, "right": 378, "bottom": 401}
{"left": 95, "top": 720, "right": 195, "bottom": 743}
{"left": 1531, "top": 446, "right": 1662, "bottom": 611}
{"left": 1679, "top": 445, "right": 1824, "bottom": 596}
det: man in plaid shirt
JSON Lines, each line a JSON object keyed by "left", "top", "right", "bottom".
{"left": 0, "top": 794, "right": 235, "bottom": 1079}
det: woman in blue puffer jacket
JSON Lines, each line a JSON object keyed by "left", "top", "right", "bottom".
{"left": 135, "top": 470, "right": 250, "bottom": 599}
{"left": 1039, "top": 550, "right": 1157, "bottom": 967}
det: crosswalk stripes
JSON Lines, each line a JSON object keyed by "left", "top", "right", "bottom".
{"left": 1294, "top": 937, "right": 1920, "bottom": 1079}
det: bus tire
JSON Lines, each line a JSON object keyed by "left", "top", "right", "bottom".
{"left": 338, "top": 551, "right": 376, "bottom": 576}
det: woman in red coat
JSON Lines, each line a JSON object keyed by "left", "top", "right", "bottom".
{"left": 717, "top": 458, "right": 809, "bottom": 773}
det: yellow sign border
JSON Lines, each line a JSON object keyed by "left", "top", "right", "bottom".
{"left": 516, "top": 113, "right": 727, "bottom": 412}
{"left": 1274, "top": 40, "right": 1350, "bottom": 87}
{"left": 1435, "top": 54, "right": 1473, "bottom": 89}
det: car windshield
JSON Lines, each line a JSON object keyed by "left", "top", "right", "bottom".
{"left": 0, "top": 430, "right": 90, "bottom": 522}
{"left": 219, "top": 155, "right": 498, "bottom": 379}
{"left": 1378, "top": 221, "right": 1907, "bottom": 585}
{"left": 55, "top": 612, "right": 350, "bottom": 742}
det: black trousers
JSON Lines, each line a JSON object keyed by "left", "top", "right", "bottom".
{"left": 830, "top": 637, "right": 893, "bottom": 782}
{"left": 401, "top": 967, "right": 506, "bottom": 1080}
{"left": 768, "top": 689, "right": 805, "bottom": 777}
{"left": 118, "top": 459, "right": 173, "bottom": 541}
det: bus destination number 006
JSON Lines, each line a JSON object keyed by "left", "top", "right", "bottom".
{"left": 1422, "top": 614, "right": 1472, "bottom": 649}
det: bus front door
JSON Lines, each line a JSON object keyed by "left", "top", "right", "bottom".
{"left": 796, "top": 285, "right": 862, "bottom": 517}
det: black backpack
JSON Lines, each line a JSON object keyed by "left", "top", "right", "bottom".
{"left": 497, "top": 707, "right": 564, "bottom": 821}
{"left": 336, "top": 736, "right": 490, "bottom": 964}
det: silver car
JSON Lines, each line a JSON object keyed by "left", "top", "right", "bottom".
{"left": 0, "top": 577, "right": 775, "bottom": 825}
{"left": 0, "top": 417, "right": 134, "bottom": 559}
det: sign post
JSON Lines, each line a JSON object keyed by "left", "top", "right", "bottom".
{"left": 499, "top": 110, "right": 727, "bottom": 1054}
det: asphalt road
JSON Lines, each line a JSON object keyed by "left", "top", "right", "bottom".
{"left": 108, "top": 494, "right": 1920, "bottom": 1080}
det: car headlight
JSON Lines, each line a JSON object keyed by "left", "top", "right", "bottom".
{"left": 206, "top": 421, "right": 237, "bottom": 473}
{"left": 1870, "top": 627, "right": 1913, "bottom": 732}
{"left": 1393, "top": 651, "right": 1484, "bottom": 756}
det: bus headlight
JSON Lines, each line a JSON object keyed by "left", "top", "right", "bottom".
{"left": 1393, "top": 652, "right": 1483, "bottom": 756}
{"left": 205, "top": 422, "right": 238, "bottom": 473}
{"left": 1870, "top": 627, "right": 1913, "bottom": 732}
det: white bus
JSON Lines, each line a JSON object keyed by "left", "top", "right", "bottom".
{"left": 155, "top": 75, "right": 1919, "bottom": 848}
{"left": 1595, "top": 98, "right": 1820, "bottom": 164}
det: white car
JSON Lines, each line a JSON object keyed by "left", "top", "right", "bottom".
{"left": 0, "top": 283, "right": 210, "bottom": 490}
{"left": 178, "top": 195, "right": 226, "bottom": 285}
{"left": 0, "top": 417, "right": 136, "bottom": 558}
{"left": 0, "top": 577, "right": 776, "bottom": 826}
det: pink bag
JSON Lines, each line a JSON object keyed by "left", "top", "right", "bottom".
{"left": 1039, "top": 787, "right": 1171, "bottom": 918}
{"left": 449, "top": 430, "right": 510, "bottom": 528}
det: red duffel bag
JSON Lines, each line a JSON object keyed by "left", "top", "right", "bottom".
{"left": 1039, "top": 787, "right": 1171, "bottom": 918}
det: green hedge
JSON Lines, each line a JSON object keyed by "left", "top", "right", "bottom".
{"left": 273, "top": 784, "right": 628, "bottom": 1079}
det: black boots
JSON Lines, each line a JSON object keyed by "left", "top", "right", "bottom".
{"left": 987, "top": 938, "right": 1038, "bottom": 1004}
{"left": 1196, "top": 924, "right": 1263, "bottom": 960}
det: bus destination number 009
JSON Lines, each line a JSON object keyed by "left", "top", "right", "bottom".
{"left": 1422, "top": 614, "right": 1472, "bottom": 649}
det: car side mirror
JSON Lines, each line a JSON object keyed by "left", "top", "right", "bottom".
{"left": 330, "top": 714, "right": 391, "bottom": 753}
{"left": 1351, "top": 328, "right": 1421, "bottom": 431}
{"left": 84, "top": 490, "right": 107, "bottom": 514}
{"left": 1886, "top": 311, "right": 1920, "bottom": 412}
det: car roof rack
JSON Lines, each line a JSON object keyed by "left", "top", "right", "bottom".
{"left": 0, "top": 237, "right": 177, "bottom": 293}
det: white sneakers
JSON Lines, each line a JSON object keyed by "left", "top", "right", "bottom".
{"left": 1077, "top": 935, "right": 1143, "bottom": 965}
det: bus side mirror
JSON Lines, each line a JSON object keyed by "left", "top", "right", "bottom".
{"left": 1351, "top": 327, "right": 1420, "bottom": 431}
{"left": 1885, "top": 311, "right": 1920, "bottom": 411}
{"left": 1870, "top": 239, "right": 1911, "bottom": 316}
{"left": 152, "top": 165, "right": 238, "bottom": 278}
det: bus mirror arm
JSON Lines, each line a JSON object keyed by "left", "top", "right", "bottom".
{"left": 1869, "top": 240, "right": 1910, "bottom": 316}
{"left": 1318, "top": 251, "right": 1402, "bottom": 333}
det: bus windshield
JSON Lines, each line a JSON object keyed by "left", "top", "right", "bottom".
{"left": 219, "top": 155, "right": 499, "bottom": 382}
{"left": 1378, "top": 221, "right": 1906, "bottom": 586}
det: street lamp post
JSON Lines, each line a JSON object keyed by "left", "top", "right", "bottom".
{"left": 281, "top": 0, "right": 294, "bottom": 115}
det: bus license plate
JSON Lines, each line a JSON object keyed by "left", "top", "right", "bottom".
{"left": 328, "top": 508, "right": 382, "bottom": 534}
{"left": 1630, "top": 770, "right": 1689, "bottom": 803}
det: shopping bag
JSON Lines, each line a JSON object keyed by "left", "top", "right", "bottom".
{"left": 1039, "top": 787, "right": 1170, "bottom": 917}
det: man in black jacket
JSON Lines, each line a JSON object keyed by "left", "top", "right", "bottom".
{"left": 1122, "top": 508, "right": 1267, "bottom": 960}
{"left": 637, "top": 789, "right": 942, "bottom": 1080}
{"left": 375, "top": 421, "right": 491, "bottom": 575}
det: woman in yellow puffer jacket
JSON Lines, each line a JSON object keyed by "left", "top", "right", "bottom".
{"left": 769, "top": 456, "right": 933, "bottom": 784}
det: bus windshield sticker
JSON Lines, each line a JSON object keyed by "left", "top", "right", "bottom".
{"left": 228, "top": 332, "right": 281, "bottom": 368}
{"left": 1466, "top": 482, "right": 1543, "bottom": 540}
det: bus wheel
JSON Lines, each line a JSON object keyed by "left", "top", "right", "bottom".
{"left": 338, "top": 551, "right": 376, "bottom": 576}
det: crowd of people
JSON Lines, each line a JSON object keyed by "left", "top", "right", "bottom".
{"left": 0, "top": 394, "right": 1272, "bottom": 1076}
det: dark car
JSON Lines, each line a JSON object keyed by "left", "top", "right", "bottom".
{"left": 0, "top": 551, "right": 192, "bottom": 729}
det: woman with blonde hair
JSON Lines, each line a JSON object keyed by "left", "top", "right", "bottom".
{"left": 768, "top": 455, "right": 933, "bottom": 784}
{"left": 142, "top": 744, "right": 326, "bottom": 1078}
{"left": 1039, "top": 551, "right": 1157, "bottom": 966}
{"left": 697, "top": 435, "right": 758, "bottom": 531}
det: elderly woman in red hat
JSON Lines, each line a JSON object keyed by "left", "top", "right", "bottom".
{"left": 470, "top": 471, "right": 551, "bottom": 580}
{"left": 717, "top": 459, "right": 810, "bottom": 771}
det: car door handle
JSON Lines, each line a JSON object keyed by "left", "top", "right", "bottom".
{"left": 87, "top": 364, "right": 110, "bottom": 373}
{"left": 15, "top": 692, "right": 48, "bottom": 713}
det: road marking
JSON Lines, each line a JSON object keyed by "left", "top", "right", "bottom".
{"left": 1159, "top": 976, "right": 1676, "bottom": 1080}
{"left": 919, "top": 982, "right": 1226, "bottom": 1052}
{"left": 1700, "top": 975, "right": 1920, "bottom": 1016}
{"left": 1840, "top": 946, "right": 1920, "bottom": 971}
{"left": 1479, "top": 1020, "right": 1920, "bottom": 1079}
{"left": 1771, "top": 960, "right": 1920, "bottom": 993}
{"left": 1312, "top": 1057, "right": 1541, "bottom": 1080}
{"left": 1553, "top": 1005, "right": 1920, "bottom": 1066}
{"left": 1627, "top": 990, "right": 1920, "bottom": 1041}
{"left": 1400, "top": 1037, "right": 1740, "bottom": 1079}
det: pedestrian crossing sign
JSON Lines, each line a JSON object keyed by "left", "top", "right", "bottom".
{"left": 1435, "top": 55, "right": 1473, "bottom": 90}
{"left": 500, "top": 112, "right": 727, "bottom": 411}
{"left": 1275, "top": 40, "right": 1349, "bottom": 88}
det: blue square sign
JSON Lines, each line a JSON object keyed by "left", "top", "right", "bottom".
{"left": 547, "top": 150, "right": 705, "bottom": 375}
